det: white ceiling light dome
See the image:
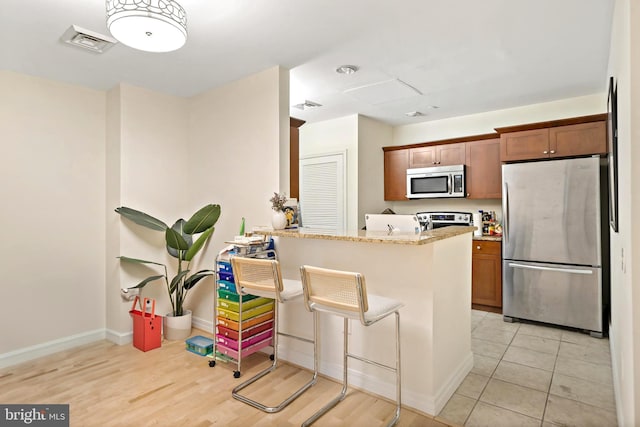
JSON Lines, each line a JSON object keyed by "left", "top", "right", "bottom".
{"left": 106, "top": 0, "right": 187, "bottom": 53}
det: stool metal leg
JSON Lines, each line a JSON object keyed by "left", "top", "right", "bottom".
{"left": 302, "top": 317, "right": 349, "bottom": 427}
{"left": 232, "top": 301, "right": 317, "bottom": 413}
{"left": 302, "top": 312, "right": 402, "bottom": 427}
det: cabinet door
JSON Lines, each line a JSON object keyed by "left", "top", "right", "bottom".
{"left": 408, "top": 146, "right": 437, "bottom": 168}
{"left": 466, "top": 139, "right": 501, "bottom": 199}
{"left": 438, "top": 142, "right": 466, "bottom": 166}
{"left": 384, "top": 149, "right": 409, "bottom": 201}
{"left": 472, "top": 241, "right": 502, "bottom": 308}
{"left": 500, "top": 128, "right": 550, "bottom": 161}
{"left": 550, "top": 121, "right": 606, "bottom": 157}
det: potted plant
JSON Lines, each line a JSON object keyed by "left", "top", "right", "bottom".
{"left": 270, "top": 192, "right": 288, "bottom": 230}
{"left": 116, "top": 204, "right": 221, "bottom": 340}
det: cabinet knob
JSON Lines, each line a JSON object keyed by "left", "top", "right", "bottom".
{"left": 467, "top": 193, "right": 470, "bottom": 197}
{"left": 476, "top": 245, "right": 481, "bottom": 250}
{"left": 550, "top": 150, "right": 556, "bottom": 154}
{"left": 543, "top": 150, "right": 548, "bottom": 154}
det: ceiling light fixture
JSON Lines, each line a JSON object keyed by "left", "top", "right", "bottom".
{"left": 405, "top": 111, "right": 425, "bottom": 117}
{"left": 292, "top": 100, "right": 323, "bottom": 110}
{"left": 106, "top": 0, "right": 188, "bottom": 53}
{"left": 336, "top": 65, "right": 359, "bottom": 75}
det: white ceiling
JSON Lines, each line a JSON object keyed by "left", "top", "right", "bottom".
{"left": 1, "top": 0, "right": 614, "bottom": 126}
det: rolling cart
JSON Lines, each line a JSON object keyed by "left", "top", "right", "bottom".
{"left": 208, "top": 237, "right": 276, "bottom": 378}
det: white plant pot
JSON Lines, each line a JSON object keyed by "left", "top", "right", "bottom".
{"left": 163, "top": 310, "right": 192, "bottom": 340}
{"left": 271, "top": 210, "right": 287, "bottom": 230}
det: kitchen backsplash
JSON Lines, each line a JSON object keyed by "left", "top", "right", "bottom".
{"left": 390, "top": 198, "right": 503, "bottom": 224}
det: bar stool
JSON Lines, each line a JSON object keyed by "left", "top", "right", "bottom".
{"left": 299, "top": 265, "right": 403, "bottom": 427}
{"left": 230, "top": 256, "right": 317, "bottom": 413}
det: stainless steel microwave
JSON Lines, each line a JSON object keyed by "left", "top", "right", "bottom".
{"left": 406, "top": 164, "right": 466, "bottom": 199}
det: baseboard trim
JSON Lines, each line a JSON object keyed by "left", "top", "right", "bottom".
{"left": 106, "top": 329, "right": 133, "bottom": 346}
{"left": 432, "top": 351, "right": 474, "bottom": 414}
{"left": 0, "top": 329, "right": 106, "bottom": 369}
{"left": 192, "top": 316, "right": 213, "bottom": 334}
{"left": 609, "top": 322, "right": 624, "bottom": 427}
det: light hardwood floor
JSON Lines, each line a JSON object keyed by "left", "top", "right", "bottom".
{"left": 0, "top": 330, "right": 453, "bottom": 427}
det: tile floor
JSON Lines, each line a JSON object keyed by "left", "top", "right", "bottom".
{"left": 436, "top": 310, "right": 617, "bottom": 427}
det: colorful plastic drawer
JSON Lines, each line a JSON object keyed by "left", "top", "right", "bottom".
{"left": 215, "top": 335, "right": 273, "bottom": 360}
{"left": 217, "top": 319, "right": 274, "bottom": 341}
{"left": 216, "top": 329, "right": 273, "bottom": 351}
{"left": 217, "top": 301, "right": 274, "bottom": 322}
{"left": 217, "top": 289, "right": 257, "bottom": 302}
{"left": 217, "top": 261, "right": 233, "bottom": 273}
{"left": 218, "top": 271, "right": 234, "bottom": 283}
{"left": 217, "top": 311, "right": 274, "bottom": 332}
{"left": 217, "top": 296, "right": 272, "bottom": 312}
{"left": 217, "top": 280, "right": 237, "bottom": 293}
{"left": 185, "top": 335, "right": 214, "bottom": 356}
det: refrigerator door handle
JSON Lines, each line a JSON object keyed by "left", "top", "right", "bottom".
{"left": 507, "top": 262, "right": 594, "bottom": 275}
{"left": 503, "top": 182, "right": 509, "bottom": 243}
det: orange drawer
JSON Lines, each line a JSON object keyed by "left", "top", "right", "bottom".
{"left": 472, "top": 240, "right": 501, "bottom": 255}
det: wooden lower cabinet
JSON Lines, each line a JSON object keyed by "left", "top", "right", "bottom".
{"left": 472, "top": 240, "right": 502, "bottom": 308}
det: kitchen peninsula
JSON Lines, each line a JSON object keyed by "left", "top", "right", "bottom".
{"left": 253, "top": 226, "right": 475, "bottom": 415}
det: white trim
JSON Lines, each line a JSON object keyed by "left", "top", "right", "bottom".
{"left": 106, "top": 329, "right": 133, "bottom": 345}
{"left": 0, "top": 329, "right": 106, "bottom": 369}
{"left": 191, "top": 315, "right": 213, "bottom": 334}
{"left": 277, "top": 342, "right": 473, "bottom": 416}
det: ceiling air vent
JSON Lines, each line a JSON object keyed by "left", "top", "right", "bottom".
{"left": 292, "top": 100, "right": 322, "bottom": 110}
{"left": 60, "top": 25, "right": 117, "bottom": 53}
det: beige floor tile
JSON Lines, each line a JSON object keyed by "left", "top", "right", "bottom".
{"left": 437, "top": 393, "right": 476, "bottom": 425}
{"left": 471, "top": 338, "right": 508, "bottom": 359}
{"left": 517, "top": 323, "right": 563, "bottom": 340}
{"left": 455, "top": 372, "right": 490, "bottom": 399}
{"left": 484, "top": 312, "right": 503, "bottom": 320}
{"left": 466, "top": 402, "right": 541, "bottom": 427}
{"left": 493, "top": 360, "right": 552, "bottom": 392}
{"left": 549, "top": 372, "right": 616, "bottom": 411}
{"left": 471, "top": 354, "right": 500, "bottom": 377}
{"left": 477, "top": 317, "right": 520, "bottom": 333}
{"left": 472, "top": 326, "right": 516, "bottom": 345}
{"left": 479, "top": 378, "right": 547, "bottom": 419}
{"left": 558, "top": 341, "right": 611, "bottom": 366}
{"left": 511, "top": 333, "right": 560, "bottom": 355}
{"left": 544, "top": 394, "right": 617, "bottom": 427}
{"left": 554, "top": 356, "right": 613, "bottom": 386}
{"left": 502, "top": 345, "right": 557, "bottom": 371}
{"left": 561, "top": 331, "right": 611, "bottom": 349}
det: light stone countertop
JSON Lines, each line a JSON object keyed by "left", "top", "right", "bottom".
{"left": 473, "top": 235, "right": 503, "bottom": 242}
{"left": 253, "top": 225, "right": 475, "bottom": 245}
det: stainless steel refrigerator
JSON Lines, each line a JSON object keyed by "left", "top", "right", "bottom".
{"left": 502, "top": 156, "right": 609, "bottom": 337}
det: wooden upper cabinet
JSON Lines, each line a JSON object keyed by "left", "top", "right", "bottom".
{"left": 409, "top": 142, "right": 465, "bottom": 168}
{"left": 466, "top": 138, "right": 502, "bottom": 199}
{"left": 497, "top": 114, "right": 607, "bottom": 162}
{"left": 384, "top": 149, "right": 409, "bottom": 201}
{"left": 500, "top": 128, "right": 550, "bottom": 162}
{"left": 550, "top": 121, "right": 606, "bottom": 157}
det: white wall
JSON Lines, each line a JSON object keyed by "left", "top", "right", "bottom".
{"left": 108, "top": 84, "right": 190, "bottom": 323}
{"left": 358, "top": 116, "right": 393, "bottom": 229}
{"left": 186, "top": 66, "right": 288, "bottom": 324}
{"left": 607, "top": 0, "right": 640, "bottom": 425}
{"left": 0, "top": 71, "right": 106, "bottom": 355}
{"left": 299, "top": 115, "right": 359, "bottom": 231}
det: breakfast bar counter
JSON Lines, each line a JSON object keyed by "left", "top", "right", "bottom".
{"left": 253, "top": 227, "right": 474, "bottom": 416}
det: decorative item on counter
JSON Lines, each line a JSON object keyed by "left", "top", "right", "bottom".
{"left": 283, "top": 198, "right": 300, "bottom": 229}
{"left": 239, "top": 217, "right": 245, "bottom": 236}
{"left": 270, "top": 192, "right": 288, "bottom": 230}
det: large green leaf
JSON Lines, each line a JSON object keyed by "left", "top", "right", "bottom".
{"left": 118, "top": 256, "right": 165, "bottom": 267}
{"left": 184, "top": 226, "right": 214, "bottom": 261}
{"left": 167, "top": 219, "right": 193, "bottom": 258}
{"left": 115, "top": 207, "right": 167, "bottom": 231}
{"left": 169, "top": 270, "right": 191, "bottom": 294}
{"left": 165, "top": 228, "right": 189, "bottom": 251}
{"left": 184, "top": 204, "right": 221, "bottom": 234}
{"left": 183, "top": 270, "right": 215, "bottom": 290}
{"left": 127, "top": 275, "right": 165, "bottom": 289}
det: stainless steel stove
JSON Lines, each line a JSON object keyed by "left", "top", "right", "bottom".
{"left": 416, "top": 211, "right": 473, "bottom": 230}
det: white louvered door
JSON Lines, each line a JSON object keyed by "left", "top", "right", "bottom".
{"left": 299, "top": 152, "right": 346, "bottom": 233}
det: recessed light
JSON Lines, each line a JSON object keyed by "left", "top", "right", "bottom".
{"left": 292, "top": 100, "right": 323, "bottom": 110}
{"left": 405, "top": 111, "right": 424, "bottom": 117}
{"left": 336, "top": 65, "right": 359, "bottom": 75}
